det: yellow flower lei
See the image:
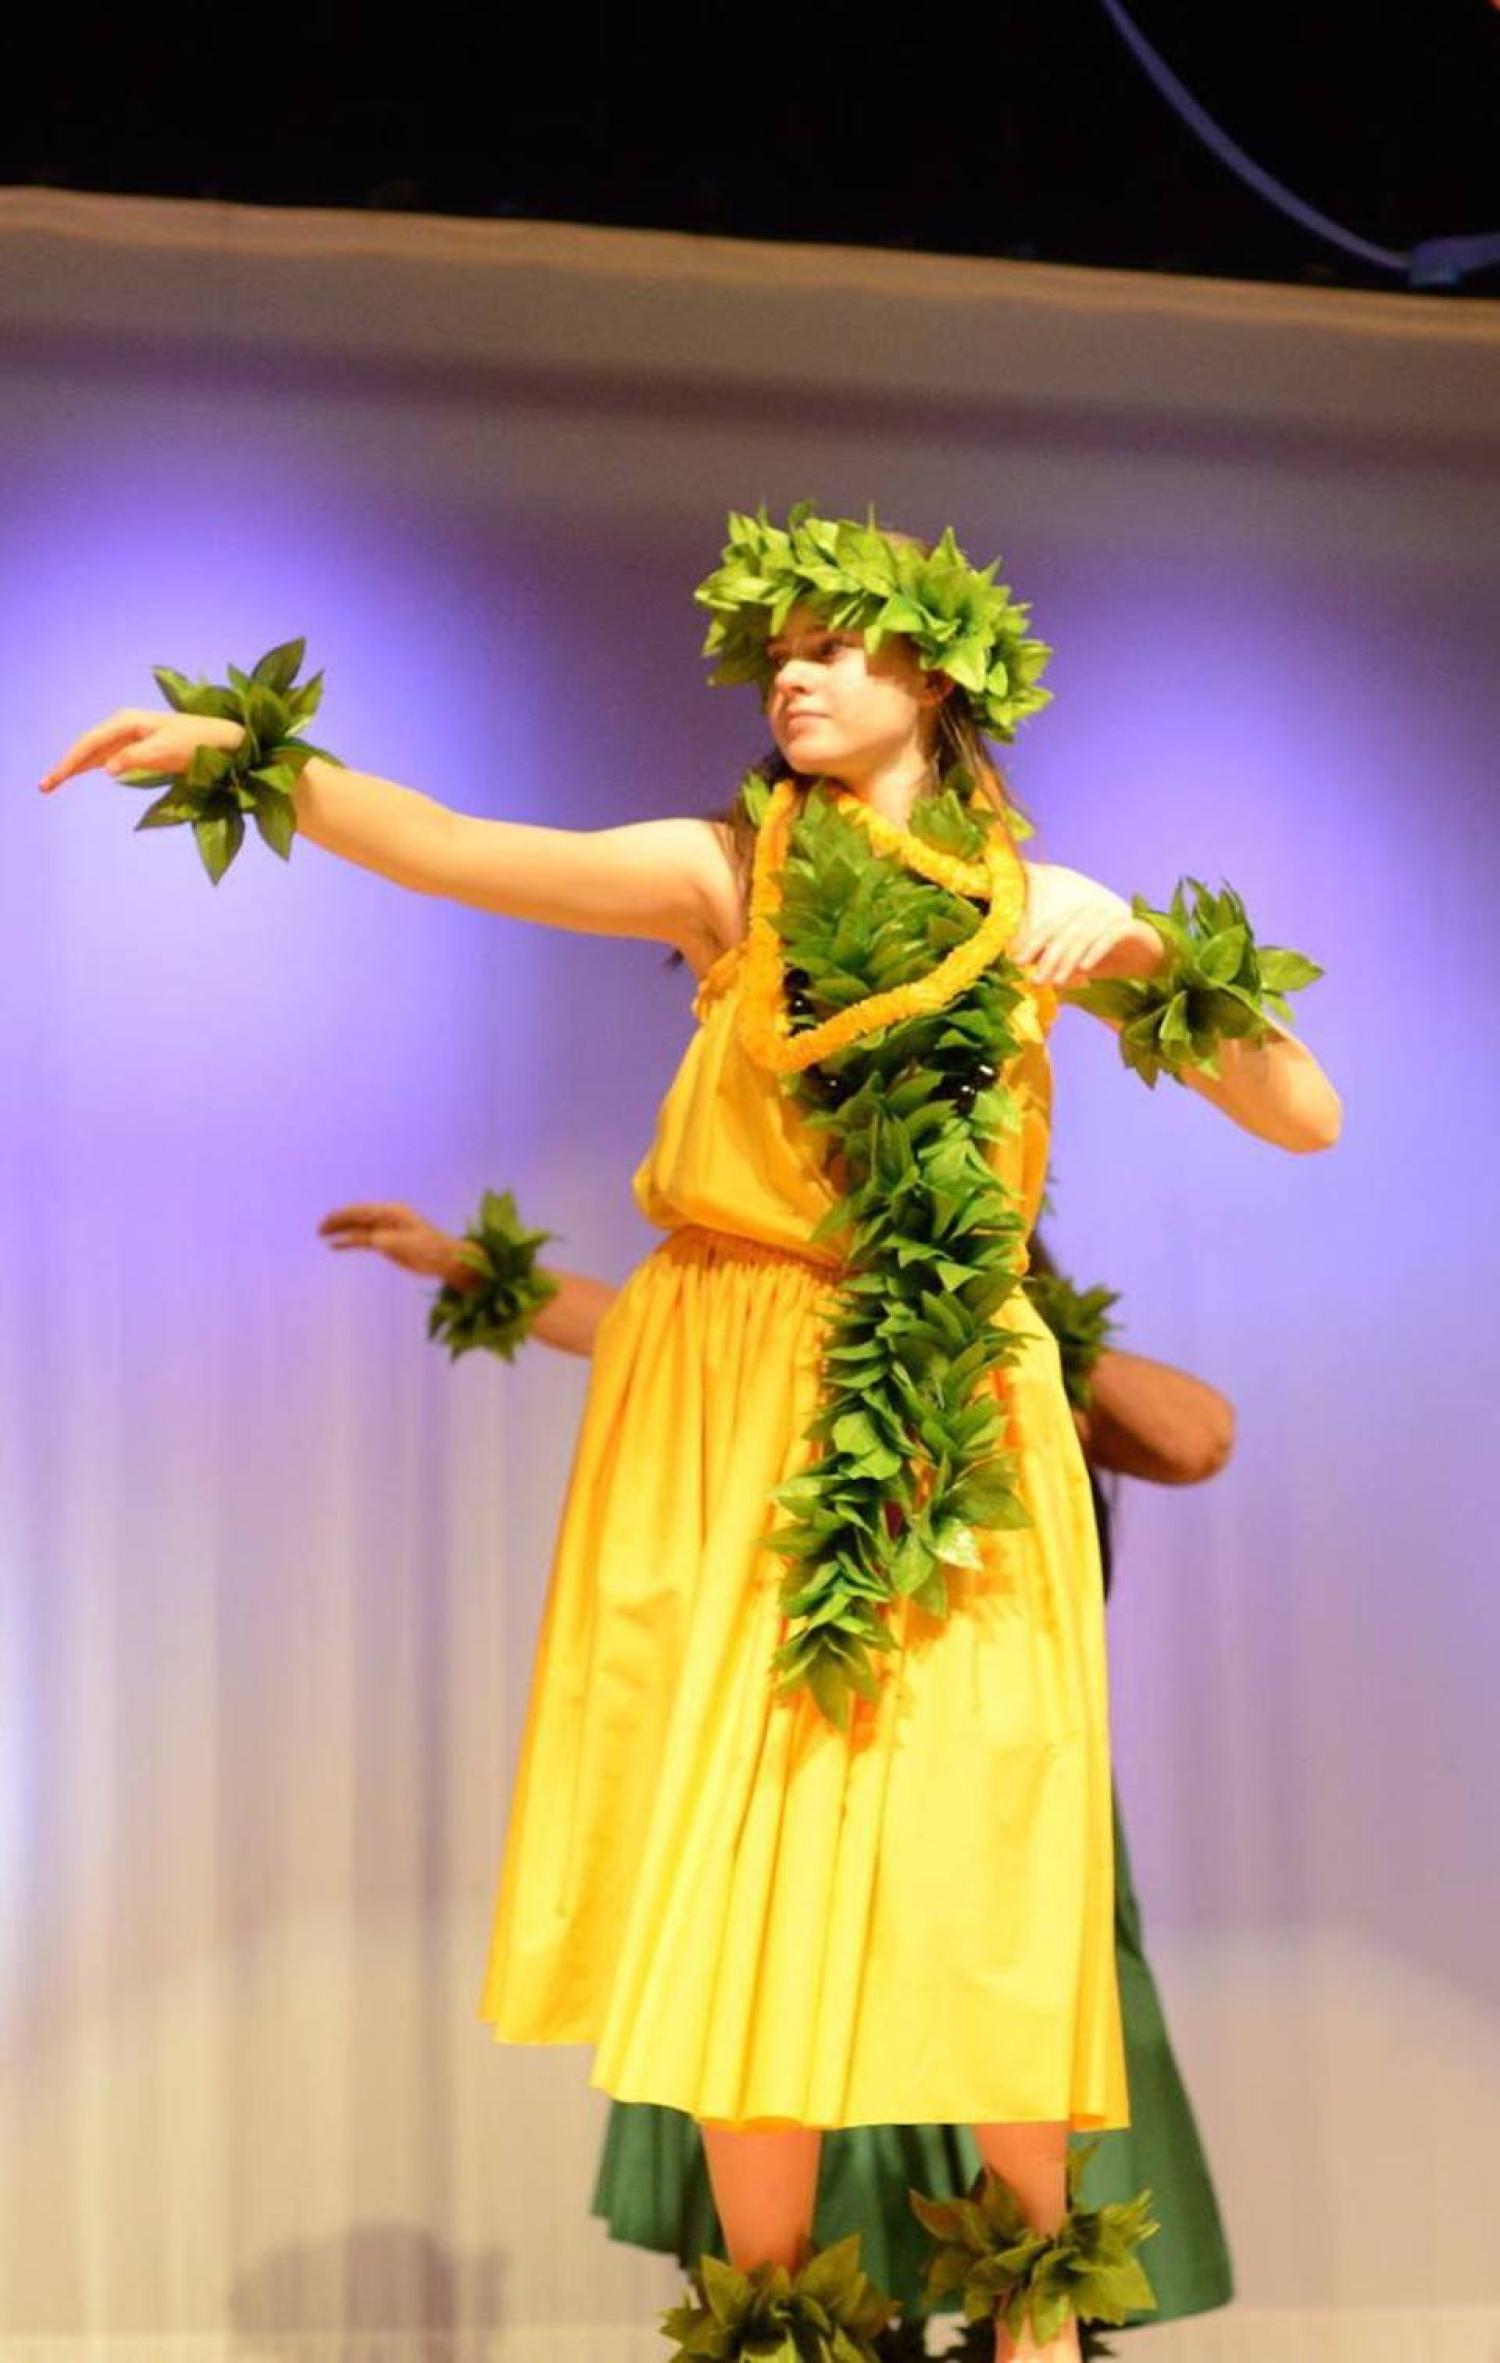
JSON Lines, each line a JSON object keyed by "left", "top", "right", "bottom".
{"left": 739, "top": 781, "right": 1029, "bottom": 1074}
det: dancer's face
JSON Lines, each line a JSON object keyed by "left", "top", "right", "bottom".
{"left": 763, "top": 602, "right": 943, "bottom": 787}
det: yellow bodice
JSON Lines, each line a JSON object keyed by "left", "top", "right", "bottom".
{"left": 631, "top": 939, "right": 1058, "bottom": 1272}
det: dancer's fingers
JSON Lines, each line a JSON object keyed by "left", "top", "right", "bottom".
{"left": 1057, "top": 922, "right": 1126, "bottom": 983}
{"left": 39, "top": 710, "right": 151, "bottom": 792}
{"left": 1030, "top": 916, "right": 1097, "bottom": 984}
{"left": 324, "top": 1224, "right": 420, "bottom": 1263}
{"left": 319, "top": 1202, "right": 413, "bottom": 1232}
{"left": 103, "top": 734, "right": 174, "bottom": 774}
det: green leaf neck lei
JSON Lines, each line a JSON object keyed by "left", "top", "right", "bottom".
{"left": 739, "top": 768, "right": 1046, "bottom": 1731}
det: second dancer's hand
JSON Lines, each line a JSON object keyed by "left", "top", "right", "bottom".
{"left": 319, "top": 1202, "right": 479, "bottom": 1290}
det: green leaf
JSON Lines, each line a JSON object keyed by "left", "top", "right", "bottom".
{"left": 699, "top": 2255, "right": 749, "bottom": 2328}
{"left": 283, "top": 736, "right": 342, "bottom": 768}
{"left": 796, "top": 2233, "right": 863, "bottom": 2313}
{"left": 193, "top": 804, "right": 245, "bottom": 885}
{"left": 1258, "top": 946, "right": 1324, "bottom": 992}
{"left": 253, "top": 791, "right": 298, "bottom": 860}
{"left": 931, "top": 1517, "right": 982, "bottom": 1569}
{"left": 134, "top": 787, "right": 199, "bottom": 830}
{"left": 1195, "top": 925, "right": 1246, "bottom": 985}
{"left": 251, "top": 636, "right": 307, "bottom": 693}
{"left": 805, "top": 1654, "right": 852, "bottom": 1730}
{"left": 184, "top": 742, "right": 235, "bottom": 792}
{"left": 151, "top": 666, "right": 199, "bottom": 711}
{"left": 242, "top": 682, "right": 290, "bottom": 753}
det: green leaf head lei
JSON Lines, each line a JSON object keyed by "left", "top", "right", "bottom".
{"left": 116, "top": 637, "right": 342, "bottom": 885}
{"left": 692, "top": 502, "right": 1054, "bottom": 743}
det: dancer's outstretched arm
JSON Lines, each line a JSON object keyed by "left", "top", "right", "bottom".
{"left": 39, "top": 711, "right": 735, "bottom": 957}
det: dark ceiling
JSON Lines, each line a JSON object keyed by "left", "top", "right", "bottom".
{"left": 8, "top": 1, "right": 1499, "bottom": 296}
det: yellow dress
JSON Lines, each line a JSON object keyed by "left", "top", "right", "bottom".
{"left": 477, "top": 913, "right": 1129, "bottom": 2134}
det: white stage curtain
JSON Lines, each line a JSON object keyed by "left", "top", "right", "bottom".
{"left": 1, "top": 189, "right": 1497, "bottom": 2360}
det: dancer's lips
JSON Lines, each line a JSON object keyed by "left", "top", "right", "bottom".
{"left": 784, "top": 709, "right": 823, "bottom": 728}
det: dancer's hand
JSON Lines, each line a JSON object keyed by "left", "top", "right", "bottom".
{"left": 318, "top": 1202, "right": 479, "bottom": 1290}
{"left": 1013, "top": 862, "right": 1166, "bottom": 987}
{"left": 38, "top": 710, "right": 245, "bottom": 793}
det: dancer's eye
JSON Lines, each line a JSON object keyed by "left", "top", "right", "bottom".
{"left": 769, "top": 635, "right": 851, "bottom": 671}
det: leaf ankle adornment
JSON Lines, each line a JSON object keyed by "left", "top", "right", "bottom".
{"left": 658, "top": 2231, "right": 900, "bottom": 2363}
{"left": 909, "top": 2144, "right": 1159, "bottom": 2348}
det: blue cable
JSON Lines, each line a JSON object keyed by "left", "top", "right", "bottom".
{"left": 1097, "top": 0, "right": 1500, "bottom": 289}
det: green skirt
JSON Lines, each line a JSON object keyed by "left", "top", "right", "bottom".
{"left": 590, "top": 1781, "right": 1232, "bottom": 2330}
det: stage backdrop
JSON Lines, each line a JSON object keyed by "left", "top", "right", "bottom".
{"left": 1, "top": 189, "right": 1497, "bottom": 2363}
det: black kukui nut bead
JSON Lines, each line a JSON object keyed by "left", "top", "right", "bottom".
{"left": 784, "top": 966, "right": 812, "bottom": 991}
{"left": 971, "top": 1059, "right": 999, "bottom": 1084}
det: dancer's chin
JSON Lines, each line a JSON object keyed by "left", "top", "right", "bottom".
{"left": 782, "top": 724, "right": 837, "bottom": 769}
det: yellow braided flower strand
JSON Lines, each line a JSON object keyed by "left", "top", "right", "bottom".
{"left": 824, "top": 784, "right": 996, "bottom": 897}
{"left": 739, "top": 781, "right": 1028, "bottom": 1075}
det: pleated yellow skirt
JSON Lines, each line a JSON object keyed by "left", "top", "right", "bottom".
{"left": 477, "top": 1221, "right": 1127, "bottom": 2133}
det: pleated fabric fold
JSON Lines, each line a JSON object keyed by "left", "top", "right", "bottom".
{"left": 590, "top": 1785, "right": 1234, "bottom": 2324}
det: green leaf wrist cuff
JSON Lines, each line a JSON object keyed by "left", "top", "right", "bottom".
{"left": 426, "top": 1187, "right": 561, "bottom": 1364}
{"left": 1023, "top": 1269, "right": 1122, "bottom": 1411}
{"left": 1064, "top": 876, "right": 1324, "bottom": 1088}
{"left": 116, "top": 636, "right": 341, "bottom": 885}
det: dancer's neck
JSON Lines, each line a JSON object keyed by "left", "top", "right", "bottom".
{"left": 809, "top": 753, "right": 939, "bottom": 829}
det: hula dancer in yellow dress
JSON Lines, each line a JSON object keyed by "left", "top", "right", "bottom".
{"left": 318, "top": 1197, "right": 1239, "bottom": 2360}
{"left": 40, "top": 503, "right": 1342, "bottom": 2363}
